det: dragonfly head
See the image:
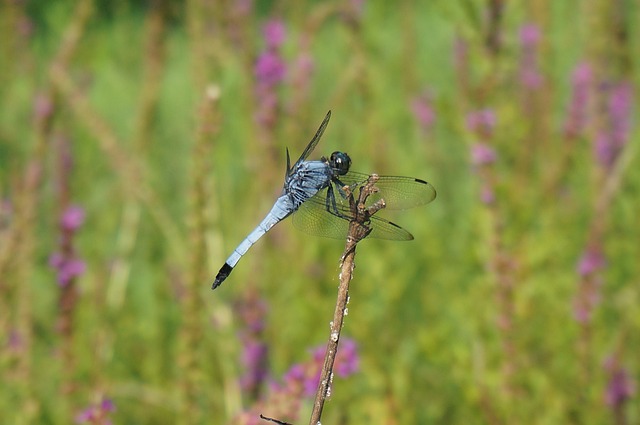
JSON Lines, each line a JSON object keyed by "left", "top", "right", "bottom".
{"left": 329, "top": 151, "right": 352, "bottom": 176}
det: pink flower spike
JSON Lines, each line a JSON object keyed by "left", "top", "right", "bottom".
{"left": 519, "top": 24, "right": 540, "bottom": 48}
{"left": 466, "top": 109, "right": 497, "bottom": 135}
{"left": 470, "top": 143, "right": 497, "bottom": 166}
{"left": 411, "top": 94, "right": 436, "bottom": 130}
{"left": 255, "top": 51, "right": 287, "bottom": 86}
{"left": 263, "top": 20, "right": 286, "bottom": 49}
{"left": 577, "top": 247, "right": 606, "bottom": 276}
{"left": 61, "top": 205, "right": 86, "bottom": 231}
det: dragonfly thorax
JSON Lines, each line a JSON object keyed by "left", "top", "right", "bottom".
{"left": 328, "top": 151, "right": 351, "bottom": 176}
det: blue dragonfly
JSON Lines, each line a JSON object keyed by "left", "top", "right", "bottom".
{"left": 212, "top": 111, "right": 436, "bottom": 289}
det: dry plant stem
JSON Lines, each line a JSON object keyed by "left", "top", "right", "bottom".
{"left": 309, "top": 176, "right": 383, "bottom": 425}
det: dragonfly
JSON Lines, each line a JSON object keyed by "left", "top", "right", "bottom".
{"left": 211, "top": 111, "right": 436, "bottom": 289}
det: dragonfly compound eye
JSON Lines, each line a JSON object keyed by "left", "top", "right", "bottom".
{"left": 330, "top": 151, "right": 352, "bottom": 175}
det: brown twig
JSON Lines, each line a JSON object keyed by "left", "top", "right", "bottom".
{"left": 260, "top": 414, "right": 292, "bottom": 425}
{"left": 308, "top": 175, "right": 384, "bottom": 424}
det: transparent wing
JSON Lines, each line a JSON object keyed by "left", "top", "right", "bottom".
{"left": 339, "top": 171, "right": 437, "bottom": 210}
{"left": 293, "top": 111, "right": 332, "bottom": 166}
{"left": 291, "top": 194, "right": 349, "bottom": 240}
{"left": 291, "top": 187, "right": 414, "bottom": 241}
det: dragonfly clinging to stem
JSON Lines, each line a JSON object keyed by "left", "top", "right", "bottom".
{"left": 211, "top": 111, "right": 436, "bottom": 289}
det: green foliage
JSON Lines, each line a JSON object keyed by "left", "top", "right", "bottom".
{"left": 1, "top": 1, "right": 638, "bottom": 424}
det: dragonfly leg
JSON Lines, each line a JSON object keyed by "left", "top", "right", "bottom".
{"left": 325, "top": 184, "right": 352, "bottom": 220}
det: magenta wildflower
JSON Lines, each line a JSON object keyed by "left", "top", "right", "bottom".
{"left": 577, "top": 246, "right": 606, "bottom": 276}
{"left": 471, "top": 143, "right": 498, "bottom": 166}
{"left": 61, "top": 205, "right": 86, "bottom": 231}
{"left": 603, "top": 357, "right": 635, "bottom": 408}
{"left": 254, "top": 19, "right": 287, "bottom": 129}
{"left": 518, "top": 23, "right": 543, "bottom": 89}
{"left": 240, "top": 340, "right": 269, "bottom": 391}
{"left": 466, "top": 109, "right": 497, "bottom": 136}
{"left": 594, "top": 81, "right": 633, "bottom": 169}
{"left": 480, "top": 185, "right": 496, "bottom": 205}
{"left": 467, "top": 108, "right": 498, "bottom": 204}
{"left": 283, "top": 363, "right": 305, "bottom": 385}
{"left": 263, "top": 19, "right": 286, "bottom": 49}
{"left": 255, "top": 51, "right": 287, "bottom": 87}
{"left": 573, "top": 245, "right": 606, "bottom": 323}
{"left": 564, "top": 62, "right": 592, "bottom": 138}
{"left": 236, "top": 289, "right": 269, "bottom": 397}
{"left": 75, "top": 398, "right": 115, "bottom": 424}
{"left": 593, "top": 82, "right": 633, "bottom": 170}
{"left": 519, "top": 24, "right": 540, "bottom": 47}
{"left": 411, "top": 92, "right": 436, "bottom": 131}
{"left": 303, "top": 339, "right": 360, "bottom": 397}
{"left": 49, "top": 253, "right": 86, "bottom": 287}
{"left": 49, "top": 205, "right": 87, "bottom": 287}
{"left": 609, "top": 82, "right": 633, "bottom": 146}
{"left": 236, "top": 338, "right": 359, "bottom": 424}
{"left": 333, "top": 338, "right": 359, "bottom": 377}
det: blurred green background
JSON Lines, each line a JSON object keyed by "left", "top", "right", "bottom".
{"left": 1, "top": 1, "right": 638, "bottom": 424}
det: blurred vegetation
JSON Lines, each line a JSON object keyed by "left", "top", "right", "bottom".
{"left": 1, "top": 0, "right": 639, "bottom": 424}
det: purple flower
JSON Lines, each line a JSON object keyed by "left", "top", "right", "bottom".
{"left": 519, "top": 24, "right": 540, "bottom": 48}
{"left": 263, "top": 19, "right": 286, "bottom": 49}
{"left": 609, "top": 82, "right": 633, "bottom": 147}
{"left": 608, "top": 82, "right": 632, "bottom": 153}
{"left": 573, "top": 245, "right": 606, "bottom": 323}
{"left": 564, "top": 62, "right": 592, "bottom": 138}
{"left": 480, "top": 185, "right": 495, "bottom": 205}
{"left": 594, "top": 132, "right": 616, "bottom": 170}
{"left": 470, "top": 143, "right": 497, "bottom": 166}
{"left": 255, "top": 51, "right": 287, "bottom": 87}
{"left": 411, "top": 93, "right": 436, "bottom": 131}
{"left": 254, "top": 19, "right": 287, "bottom": 130}
{"left": 302, "top": 339, "right": 360, "bottom": 396}
{"left": 334, "top": 339, "right": 359, "bottom": 377}
{"left": 283, "top": 363, "right": 305, "bottom": 385}
{"left": 49, "top": 253, "right": 86, "bottom": 286}
{"left": 61, "top": 205, "right": 86, "bottom": 231}
{"left": 236, "top": 289, "right": 269, "bottom": 396}
{"left": 518, "top": 24, "right": 543, "bottom": 88}
{"left": 466, "top": 109, "right": 497, "bottom": 136}
{"left": 577, "top": 247, "right": 606, "bottom": 276}
{"left": 237, "top": 338, "right": 359, "bottom": 423}
{"left": 604, "top": 357, "right": 635, "bottom": 408}
{"left": 303, "top": 371, "right": 319, "bottom": 397}
{"left": 76, "top": 398, "right": 115, "bottom": 424}
{"left": 240, "top": 340, "right": 269, "bottom": 390}
{"left": 606, "top": 369, "right": 635, "bottom": 407}
{"left": 594, "top": 81, "right": 633, "bottom": 169}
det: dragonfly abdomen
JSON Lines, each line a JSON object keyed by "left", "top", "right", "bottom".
{"left": 211, "top": 195, "right": 294, "bottom": 289}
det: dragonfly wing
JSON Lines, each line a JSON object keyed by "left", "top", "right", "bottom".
{"left": 292, "top": 187, "right": 415, "bottom": 241}
{"left": 291, "top": 189, "right": 350, "bottom": 240}
{"left": 291, "top": 111, "right": 332, "bottom": 168}
{"left": 367, "top": 215, "right": 414, "bottom": 241}
{"left": 340, "top": 170, "right": 437, "bottom": 210}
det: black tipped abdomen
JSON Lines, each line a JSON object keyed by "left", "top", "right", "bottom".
{"left": 212, "top": 263, "right": 234, "bottom": 290}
